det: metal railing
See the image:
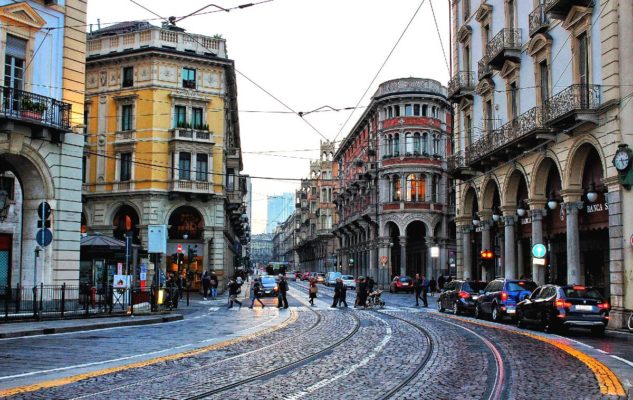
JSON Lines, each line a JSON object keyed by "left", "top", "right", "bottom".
{"left": 448, "top": 71, "right": 475, "bottom": 98}
{"left": 485, "top": 28, "right": 522, "bottom": 62}
{"left": 0, "top": 86, "right": 71, "bottom": 131}
{"left": 529, "top": 4, "right": 549, "bottom": 37}
{"left": 478, "top": 58, "right": 493, "bottom": 81}
{"left": 1, "top": 284, "right": 174, "bottom": 321}
{"left": 543, "top": 84, "right": 601, "bottom": 123}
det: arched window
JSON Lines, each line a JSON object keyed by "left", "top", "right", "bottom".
{"left": 393, "top": 133, "right": 400, "bottom": 156}
{"left": 392, "top": 175, "right": 401, "bottom": 201}
{"left": 387, "top": 106, "right": 393, "bottom": 118}
{"left": 387, "top": 135, "right": 393, "bottom": 156}
{"left": 422, "top": 105, "right": 428, "bottom": 116}
{"left": 433, "top": 133, "right": 441, "bottom": 156}
{"left": 413, "top": 132, "right": 421, "bottom": 155}
{"left": 422, "top": 132, "right": 428, "bottom": 155}
{"left": 405, "top": 132, "right": 413, "bottom": 154}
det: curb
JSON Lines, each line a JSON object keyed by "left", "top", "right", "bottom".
{"left": 0, "top": 314, "right": 183, "bottom": 339}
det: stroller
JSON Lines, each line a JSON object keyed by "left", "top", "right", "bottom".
{"left": 365, "top": 289, "right": 385, "bottom": 309}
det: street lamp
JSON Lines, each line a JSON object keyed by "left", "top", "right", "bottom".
{"left": 491, "top": 207, "right": 501, "bottom": 222}
{"left": 516, "top": 201, "right": 527, "bottom": 217}
{"left": 472, "top": 215, "right": 480, "bottom": 226}
{"left": 586, "top": 183, "right": 598, "bottom": 203}
{"left": 547, "top": 191, "right": 558, "bottom": 210}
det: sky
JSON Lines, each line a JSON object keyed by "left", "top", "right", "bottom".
{"left": 86, "top": 0, "right": 451, "bottom": 234}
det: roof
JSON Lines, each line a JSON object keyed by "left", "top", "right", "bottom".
{"left": 89, "top": 21, "right": 155, "bottom": 38}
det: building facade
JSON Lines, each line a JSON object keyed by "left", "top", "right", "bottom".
{"left": 448, "top": 0, "right": 633, "bottom": 326}
{"left": 250, "top": 233, "right": 273, "bottom": 267}
{"left": 266, "top": 192, "right": 293, "bottom": 233}
{"left": 334, "top": 78, "right": 455, "bottom": 287}
{"left": 82, "top": 22, "right": 248, "bottom": 288}
{"left": 0, "top": 0, "right": 86, "bottom": 287}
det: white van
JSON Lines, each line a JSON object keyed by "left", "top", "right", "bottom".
{"left": 325, "top": 271, "right": 342, "bottom": 287}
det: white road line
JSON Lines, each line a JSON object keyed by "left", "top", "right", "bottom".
{"left": 596, "top": 349, "right": 608, "bottom": 354}
{"left": 610, "top": 355, "right": 633, "bottom": 368}
{"left": 285, "top": 313, "right": 392, "bottom": 400}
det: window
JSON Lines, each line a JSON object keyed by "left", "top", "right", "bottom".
{"left": 179, "top": 152, "right": 191, "bottom": 180}
{"left": 404, "top": 104, "right": 413, "bottom": 116}
{"left": 422, "top": 105, "right": 428, "bottom": 116}
{"left": 122, "top": 67, "right": 134, "bottom": 87}
{"left": 393, "top": 133, "right": 400, "bottom": 156}
{"left": 120, "top": 152, "right": 132, "bottom": 181}
{"left": 507, "top": 0, "right": 515, "bottom": 29}
{"left": 387, "top": 106, "right": 393, "bottom": 118}
{"left": 196, "top": 154, "right": 208, "bottom": 181}
{"left": 394, "top": 105, "right": 400, "bottom": 117}
{"left": 192, "top": 107, "right": 203, "bottom": 129}
{"left": 174, "top": 105, "right": 187, "bottom": 128}
{"left": 4, "top": 35, "right": 26, "bottom": 90}
{"left": 414, "top": 104, "right": 420, "bottom": 116}
{"left": 578, "top": 32, "right": 589, "bottom": 86}
{"left": 183, "top": 67, "right": 196, "bottom": 89}
{"left": 464, "top": 45, "right": 471, "bottom": 72}
{"left": 82, "top": 156, "right": 87, "bottom": 183}
{"left": 387, "top": 135, "right": 393, "bottom": 156}
{"left": 509, "top": 82, "right": 518, "bottom": 120}
{"left": 406, "top": 174, "right": 425, "bottom": 202}
{"left": 465, "top": 115, "right": 473, "bottom": 146}
{"left": 121, "top": 104, "right": 133, "bottom": 131}
{"left": 463, "top": 0, "right": 470, "bottom": 21}
{"left": 227, "top": 168, "right": 235, "bottom": 190}
{"left": 413, "top": 133, "right": 421, "bottom": 154}
{"left": 484, "top": 99, "right": 493, "bottom": 134}
{"left": 539, "top": 60, "right": 549, "bottom": 105}
{"left": 405, "top": 132, "right": 413, "bottom": 154}
{"left": 391, "top": 176, "right": 401, "bottom": 201}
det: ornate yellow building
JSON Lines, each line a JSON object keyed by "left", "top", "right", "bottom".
{"left": 82, "top": 22, "right": 247, "bottom": 288}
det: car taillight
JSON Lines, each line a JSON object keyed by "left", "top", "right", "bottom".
{"left": 458, "top": 291, "right": 470, "bottom": 299}
{"left": 598, "top": 302, "right": 610, "bottom": 310}
{"left": 500, "top": 292, "right": 508, "bottom": 301}
{"left": 555, "top": 299, "right": 572, "bottom": 308}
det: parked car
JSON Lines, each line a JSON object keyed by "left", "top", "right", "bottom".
{"left": 341, "top": 275, "right": 356, "bottom": 289}
{"left": 301, "top": 272, "right": 311, "bottom": 281}
{"left": 516, "top": 285, "right": 610, "bottom": 335}
{"left": 437, "top": 280, "right": 488, "bottom": 315}
{"left": 260, "top": 275, "right": 278, "bottom": 297}
{"left": 316, "top": 273, "right": 326, "bottom": 284}
{"left": 475, "top": 278, "right": 537, "bottom": 322}
{"left": 389, "top": 276, "right": 413, "bottom": 293}
{"left": 325, "top": 271, "right": 342, "bottom": 286}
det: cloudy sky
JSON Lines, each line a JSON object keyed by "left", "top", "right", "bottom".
{"left": 86, "top": 0, "right": 451, "bottom": 234}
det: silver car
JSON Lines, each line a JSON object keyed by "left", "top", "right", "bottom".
{"left": 341, "top": 275, "right": 356, "bottom": 289}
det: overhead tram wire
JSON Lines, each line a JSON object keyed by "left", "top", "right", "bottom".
{"left": 331, "top": 0, "right": 427, "bottom": 143}
{"left": 128, "top": 0, "right": 330, "bottom": 142}
{"left": 428, "top": 0, "right": 450, "bottom": 75}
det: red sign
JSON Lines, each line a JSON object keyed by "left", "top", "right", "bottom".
{"left": 380, "top": 256, "right": 388, "bottom": 265}
{"left": 177, "top": 244, "right": 182, "bottom": 253}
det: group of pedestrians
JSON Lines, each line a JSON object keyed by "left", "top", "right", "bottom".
{"left": 330, "top": 278, "right": 348, "bottom": 308}
{"left": 201, "top": 271, "right": 219, "bottom": 300}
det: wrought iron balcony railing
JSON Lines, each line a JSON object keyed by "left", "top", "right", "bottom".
{"left": 485, "top": 28, "right": 522, "bottom": 69}
{"left": 529, "top": 4, "right": 550, "bottom": 37}
{"left": 447, "top": 152, "right": 467, "bottom": 173}
{"left": 448, "top": 71, "right": 475, "bottom": 100}
{"left": 543, "top": 84, "right": 601, "bottom": 126}
{"left": 0, "top": 86, "right": 72, "bottom": 133}
{"left": 545, "top": 0, "right": 593, "bottom": 20}
{"left": 478, "top": 58, "right": 493, "bottom": 81}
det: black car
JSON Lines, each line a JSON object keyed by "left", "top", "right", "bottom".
{"left": 437, "top": 280, "right": 488, "bottom": 315}
{"left": 475, "top": 278, "right": 537, "bottom": 322}
{"left": 516, "top": 285, "right": 610, "bottom": 335}
{"left": 260, "top": 276, "right": 278, "bottom": 297}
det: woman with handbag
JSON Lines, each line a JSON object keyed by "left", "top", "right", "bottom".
{"left": 308, "top": 278, "right": 318, "bottom": 306}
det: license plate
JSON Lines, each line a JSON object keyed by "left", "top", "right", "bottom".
{"left": 507, "top": 309, "right": 516, "bottom": 314}
{"left": 401, "top": 283, "right": 409, "bottom": 286}
{"left": 574, "top": 305, "right": 593, "bottom": 311}
{"left": 472, "top": 296, "right": 478, "bottom": 300}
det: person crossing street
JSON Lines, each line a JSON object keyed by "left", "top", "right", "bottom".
{"left": 277, "top": 274, "right": 289, "bottom": 309}
{"left": 249, "top": 277, "right": 265, "bottom": 309}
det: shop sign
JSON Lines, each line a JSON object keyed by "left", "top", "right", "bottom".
{"left": 585, "top": 201, "right": 608, "bottom": 214}
{"left": 520, "top": 217, "right": 532, "bottom": 225}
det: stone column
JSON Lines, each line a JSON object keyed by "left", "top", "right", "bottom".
{"left": 606, "top": 181, "right": 625, "bottom": 327}
{"left": 399, "top": 235, "right": 407, "bottom": 276}
{"left": 503, "top": 213, "right": 517, "bottom": 279}
{"left": 564, "top": 201, "right": 584, "bottom": 285}
{"left": 461, "top": 226, "right": 472, "bottom": 280}
{"left": 530, "top": 208, "right": 545, "bottom": 284}
{"left": 517, "top": 239, "right": 525, "bottom": 279}
{"left": 479, "top": 215, "right": 491, "bottom": 282}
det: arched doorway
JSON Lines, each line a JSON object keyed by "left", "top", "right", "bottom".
{"left": 385, "top": 221, "right": 400, "bottom": 279}
{"left": 481, "top": 179, "right": 501, "bottom": 280}
{"left": 505, "top": 170, "right": 530, "bottom": 280}
{"left": 462, "top": 187, "right": 479, "bottom": 280}
{"left": 405, "top": 220, "right": 426, "bottom": 278}
{"left": 167, "top": 206, "right": 205, "bottom": 289}
{"left": 112, "top": 205, "right": 140, "bottom": 244}
{"left": 538, "top": 159, "right": 565, "bottom": 285}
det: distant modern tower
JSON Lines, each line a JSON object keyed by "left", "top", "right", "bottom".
{"left": 267, "top": 193, "right": 294, "bottom": 233}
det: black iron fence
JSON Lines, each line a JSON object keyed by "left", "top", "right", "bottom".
{"left": 1, "top": 284, "right": 177, "bottom": 322}
{"left": 0, "top": 86, "right": 72, "bottom": 131}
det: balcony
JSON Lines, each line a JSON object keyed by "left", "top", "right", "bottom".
{"left": 478, "top": 58, "right": 493, "bottom": 81}
{"left": 170, "top": 180, "right": 213, "bottom": 194}
{"left": 447, "top": 152, "right": 475, "bottom": 180}
{"left": 170, "top": 128, "right": 214, "bottom": 143}
{"left": 485, "top": 28, "right": 522, "bottom": 70}
{"left": 464, "top": 106, "right": 551, "bottom": 171}
{"left": 543, "top": 84, "right": 601, "bottom": 129}
{"left": 114, "top": 130, "right": 135, "bottom": 144}
{"left": 529, "top": 4, "right": 550, "bottom": 37}
{"left": 544, "top": 0, "right": 593, "bottom": 20}
{"left": 448, "top": 71, "right": 475, "bottom": 101}
{"left": 226, "top": 189, "right": 243, "bottom": 205}
{"left": 226, "top": 147, "right": 241, "bottom": 169}
{"left": 0, "top": 86, "right": 72, "bottom": 142}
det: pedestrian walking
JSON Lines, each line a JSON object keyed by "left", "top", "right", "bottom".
{"left": 331, "top": 278, "right": 341, "bottom": 308}
{"left": 210, "top": 272, "right": 218, "bottom": 299}
{"left": 202, "top": 271, "right": 211, "bottom": 300}
{"left": 337, "top": 278, "right": 348, "bottom": 308}
{"left": 227, "top": 278, "right": 242, "bottom": 309}
{"left": 421, "top": 275, "right": 429, "bottom": 307}
{"left": 413, "top": 273, "right": 423, "bottom": 307}
{"left": 308, "top": 278, "right": 318, "bottom": 306}
{"left": 356, "top": 277, "right": 368, "bottom": 309}
{"left": 277, "top": 274, "right": 289, "bottom": 309}
{"left": 249, "top": 278, "right": 265, "bottom": 309}
{"left": 429, "top": 277, "right": 437, "bottom": 297}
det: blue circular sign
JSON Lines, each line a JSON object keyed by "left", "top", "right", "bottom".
{"left": 532, "top": 243, "right": 546, "bottom": 258}
{"left": 36, "top": 228, "right": 53, "bottom": 247}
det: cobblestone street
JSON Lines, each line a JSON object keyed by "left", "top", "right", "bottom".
{"left": 0, "top": 282, "right": 632, "bottom": 399}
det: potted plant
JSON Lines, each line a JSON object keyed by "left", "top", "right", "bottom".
{"left": 20, "top": 98, "right": 47, "bottom": 120}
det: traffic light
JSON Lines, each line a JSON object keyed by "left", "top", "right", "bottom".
{"left": 480, "top": 249, "right": 494, "bottom": 270}
{"left": 188, "top": 245, "right": 197, "bottom": 260}
{"left": 171, "top": 253, "right": 178, "bottom": 264}
{"left": 178, "top": 253, "right": 185, "bottom": 264}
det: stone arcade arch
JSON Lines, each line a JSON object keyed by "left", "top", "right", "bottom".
{"left": 405, "top": 220, "right": 427, "bottom": 278}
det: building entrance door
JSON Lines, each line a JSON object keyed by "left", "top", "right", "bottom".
{"left": 0, "top": 234, "right": 11, "bottom": 292}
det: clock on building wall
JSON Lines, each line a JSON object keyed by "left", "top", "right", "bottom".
{"left": 613, "top": 144, "right": 633, "bottom": 190}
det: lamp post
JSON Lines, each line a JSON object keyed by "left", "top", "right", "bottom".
{"left": 33, "top": 246, "right": 41, "bottom": 287}
{"left": 430, "top": 244, "right": 440, "bottom": 279}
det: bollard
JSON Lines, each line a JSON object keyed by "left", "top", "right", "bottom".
{"left": 32, "top": 286, "right": 38, "bottom": 319}
{"left": 60, "top": 283, "right": 66, "bottom": 318}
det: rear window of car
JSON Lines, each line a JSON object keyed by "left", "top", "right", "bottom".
{"left": 342, "top": 275, "right": 354, "bottom": 280}
{"left": 262, "top": 277, "right": 276, "bottom": 284}
{"left": 317, "top": 273, "right": 325, "bottom": 277}
{"left": 462, "top": 282, "right": 487, "bottom": 292}
{"left": 506, "top": 281, "right": 537, "bottom": 292}
{"left": 400, "top": 277, "right": 411, "bottom": 282}
{"left": 564, "top": 287, "right": 603, "bottom": 300}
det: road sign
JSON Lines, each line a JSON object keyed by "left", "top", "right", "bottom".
{"left": 532, "top": 243, "right": 546, "bottom": 258}
{"left": 533, "top": 257, "right": 546, "bottom": 266}
{"left": 37, "top": 202, "right": 51, "bottom": 219}
{"left": 380, "top": 255, "right": 388, "bottom": 266}
{"left": 36, "top": 228, "right": 52, "bottom": 247}
{"left": 177, "top": 244, "right": 182, "bottom": 253}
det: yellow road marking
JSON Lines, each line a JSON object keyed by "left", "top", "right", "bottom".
{"left": 435, "top": 313, "right": 626, "bottom": 397}
{"left": 0, "top": 310, "right": 298, "bottom": 397}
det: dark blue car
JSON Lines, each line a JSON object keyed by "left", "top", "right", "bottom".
{"left": 475, "top": 278, "right": 537, "bottom": 322}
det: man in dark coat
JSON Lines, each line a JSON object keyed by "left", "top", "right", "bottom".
{"left": 202, "top": 271, "right": 211, "bottom": 300}
{"left": 331, "top": 278, "right": 341, "bottom": 308}
{"left": 337, "top": 278, "right": 348, "bottom": 308}
{"left": 356, "top": 277, "right": 368, "bottom": 308}
{"left": 413, "top": 273, "right": 423, "bottom": 307}
{"left": 227, "top": 278, "right": 242, "bottom": 309}
{"left": 277, "top": 275, "right": 289, "bottom": 309}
